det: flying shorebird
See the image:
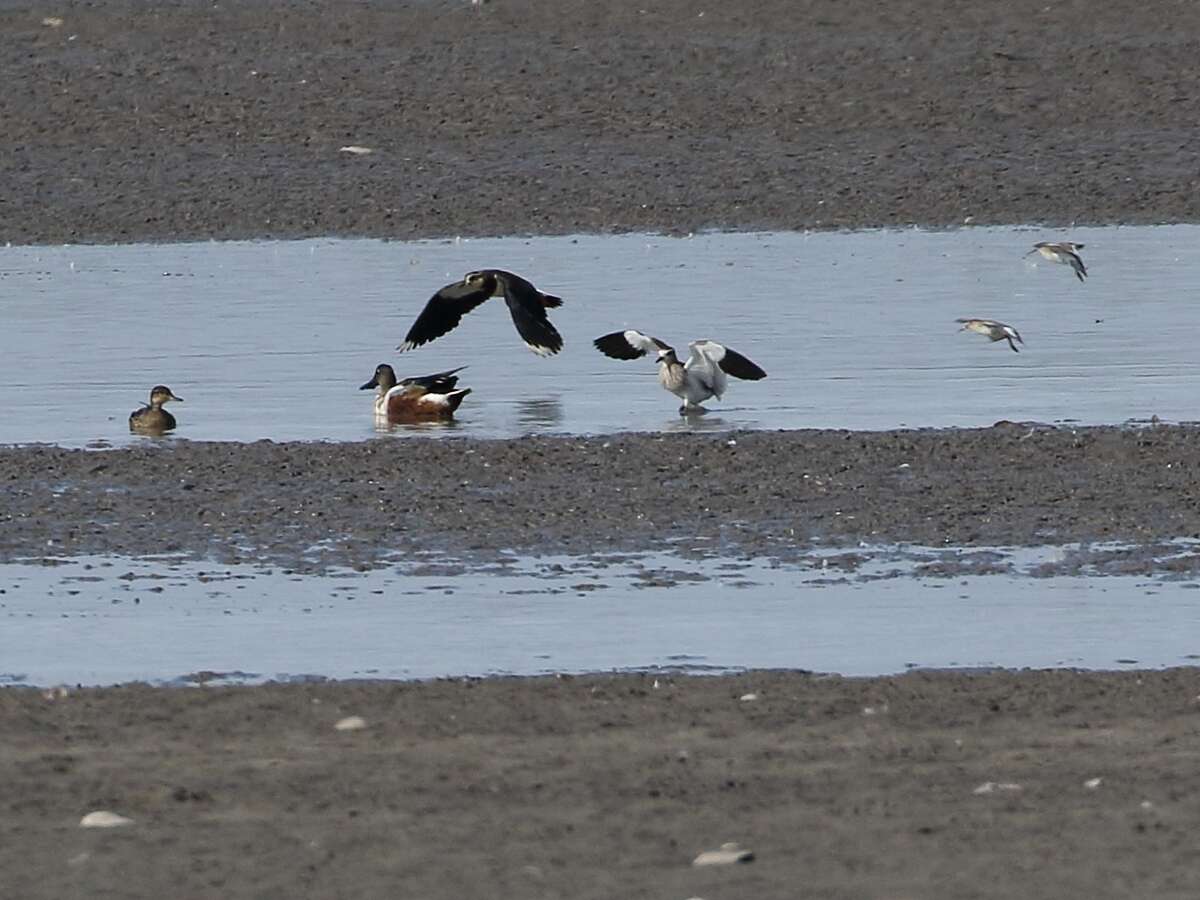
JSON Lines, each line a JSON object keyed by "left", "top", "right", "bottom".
{"left": 1025, "top": 241, "right": 1087, "bottom": 281}
{"left": 956, "top": 318, "right": 1024, "bottom": 352}
{"left": 360, "top": 364, "right": 471, "bottom": 420}
{"left": 397, "top": 270, "right": 564, "bottom": 357}
{"left": 593, "top": 330, "right": 767, "bottom": 414}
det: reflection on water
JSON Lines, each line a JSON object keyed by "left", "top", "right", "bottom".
{"left": 1, "top": 546, "right": 1199, "bottom": 686}
{"left": 516, "top": 397, "right": 564, "bottom": 428}
{"left": 4, "top": 224, "right": 1200, "bottom": 446}
{"left": 372, "top": 416, "right": 462, "bottom": 436}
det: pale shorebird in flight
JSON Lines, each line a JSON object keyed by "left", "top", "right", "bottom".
{"left": 398, "top": 270, "right": 564, "bottom": 357}
{"left": 1026, "top": 241, "right": 1087, "bottom": 281}
{"left": 957, "top": 318, "right": 1024, "bottom": 353}
{"left": 593, "top": 330, "right": 767, "bottom": 414}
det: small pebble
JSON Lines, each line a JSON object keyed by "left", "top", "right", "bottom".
{"left": 692, "top": 842, "right": 755, "bottom": 866}
{"left": 334, "top": 715, "right": 368, "bottom": 732}
{"left": 1084, "top": 777, "right": 1102, "bottom": 790}
{"left": 80, "top": 810, "right": 134, "bottom": 828}
{"left": 338, "top": 145, "right": 374, "bottom": 155}
{"left": 739, "top": 693, "right": 758, "bottom": 702}
{"left": 972, "top": 781, "right": 1021, "bottom": 795}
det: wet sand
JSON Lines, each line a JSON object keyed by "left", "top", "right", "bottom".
{"left": 5, "top": 671, "right": 1200, "bottom": 899}
{"left": 3, "top": 0, "right": 1200, "bottom": 244}
{"left": 4, "top": 0, "right": 1200, "bottom": 896}
{"left": 3, "top": 426, "right": 1200, "bottom": 574}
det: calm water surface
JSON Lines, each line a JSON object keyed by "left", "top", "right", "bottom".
{"left": 2, "top": 548, "right": 1199, "bottom": 686}
{"left": 3, "top": 224, "right": 1198, "bottom": 446}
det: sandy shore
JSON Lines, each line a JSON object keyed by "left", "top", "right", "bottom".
{"left": 3, "top": 1, "right": 1200, "bottom": 896}
{"left": 3, "top": 426, "right": 1200, "bottom": 574}
{"left": 3, "top": 0, "right": 1200, "bottom": 244}
{"left": 5, "top": 671, "right": 1200, "bottom": 899}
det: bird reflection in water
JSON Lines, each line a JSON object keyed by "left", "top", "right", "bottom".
{"left": 516, "top": 397, "right": 564, "bottom": 429}
{"left": 372, "top": 417, "right": 462, "bottom": 435}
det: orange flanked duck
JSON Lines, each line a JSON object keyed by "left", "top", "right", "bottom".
{"left": 360, "top": 364, "right": 471, "bottom": 421}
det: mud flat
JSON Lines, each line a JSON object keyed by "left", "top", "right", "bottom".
{"left": 3, "top": 0, "right": 1200, "bottom": 244}
{"left": 3, "top": 426, "right": 1200, "bottom": 573}
{"left": 3, "top": 0, "right": 1199, "bottom": 894}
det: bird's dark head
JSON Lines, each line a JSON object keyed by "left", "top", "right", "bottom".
{"left": 360, "top": 363, "right": 397, "bottom": 392}
{"left": 149, "top": 385, "right": 183, "bottom": 406}
{"left": 463, "top": 270, "right": 502, "bottom": 295}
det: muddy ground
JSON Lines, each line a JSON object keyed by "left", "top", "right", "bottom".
{"left": 3, "top": 426, "right": 1200, "bottom": 574}
{"left": 4, "top": 671, "right": 1200, "bottom": 900}
{"left": 3, "top": 0, "right": 1200, "bottom": 897}
{"left": 2, "top": 0, "right": 1200, "bottom": 245}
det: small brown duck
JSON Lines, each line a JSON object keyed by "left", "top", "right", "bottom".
{"left": 129, "top": 385, "right": 183, "bottom": 433}
{"left": 397, "top": 270, "right": 564, "bottom": 357}
{"left": 956, "top": 318, "right": 1024, "bottom": 352}
{"left": 1025, "top": 241, "right": 1087, "bottom": 281}
{"left": 360, "top": 364, "right": 471, "bottom": 420}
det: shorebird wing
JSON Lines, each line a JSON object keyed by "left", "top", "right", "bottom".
{"left": 501, "top": 279, "right": 564, "bottom": 356}
{"left": 689, "top": 340, "right": 767, "bottom": 381}
{"left": 400, "top": 365, "right": 468, "bottom": 393}
{"left": 397, "top": 280, "right": 493, "bottom": 352}
{"left": 593, "top": 330, "right": 670, "bottom": 360}
{"left": 1066, "top": 251, "right": 1087, "bottom": 281}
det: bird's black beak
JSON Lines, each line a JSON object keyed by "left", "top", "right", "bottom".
{"left": 359, "top": 378, "right": 378, "bottom": 391}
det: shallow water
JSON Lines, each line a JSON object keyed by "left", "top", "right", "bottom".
{"left": 3, "top": 224, "right": 1198, "bottom": 446}
{"left": 3, "top": 548, "right": 1198, "bottom": 685}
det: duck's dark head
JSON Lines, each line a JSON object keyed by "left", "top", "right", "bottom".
{"left": 149, "top": 385, "right": 182, "bottom": 407}
{"left": 360, "top": 364, "right": 397, "bottom": 392}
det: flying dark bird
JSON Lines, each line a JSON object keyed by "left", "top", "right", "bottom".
{"left": 956, "top": 318, "right": 1024, "bottom": 352}
{"left": 1026, "top": 241, "right": 1087, "bottom": 281}
{"left": 360, "top": 364, "right": 471, "bottom": 420}
{"left": 397, "top": 270, "right": 564, "bottom": 356}
{"left": 593, "top": 330, "right": 766, "bottom": 414}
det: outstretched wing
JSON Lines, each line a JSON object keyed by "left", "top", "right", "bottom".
{"left": 593, "top": 330, "right": 671, "bottom": 360}
{"left": 398, "top": 281, "right": 493, "bottom": 352}
{"left": 1066, "top": 252, "right": 1087, "bottom": 281}
{"left": 400, "top": 365, "right": 468, "bottom": 393}
{"left": 689, "top": 340, "right": 767, "bottom": 381}
{"left": 499, "top": 276, "right": 564, "bottom": 356}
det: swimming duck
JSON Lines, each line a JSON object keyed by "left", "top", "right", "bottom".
{"left": 397, "top": 270, "right": 564, "bottom": 357}
{"left": 360, "top": 364, "right": 471, "bottom": 420}
{"left": 129, "top": 385, "right": 183, "bottom": 433}
{"left": 593, "top": 330, "right": 767, "bottom": 414}
{"left": 1026, "top": 241, "right": 1087, "bottom": 281}
{"left": 956, "top": 318, "right": 1024, "bottom": 352}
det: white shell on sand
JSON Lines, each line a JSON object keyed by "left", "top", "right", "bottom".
{"left": 79, "top": 810, "right": 134, "bottom": 828}
{"left": 739, "top": 693, "right": 758, "bottom": 702}
{"left": 1084, "top": 777, "right": 1103, "bottom": 789}
{"left": 972, "top": 781, "right": 1022, "bottom": 795}
{"left": 692, "top": 842, "right": 755, "bottom": 866}
{"left": 334, "top": 715, "right": 368, "bottom": 732}
{"left": 338, "top": 146, "right": 374, "bottom": 155}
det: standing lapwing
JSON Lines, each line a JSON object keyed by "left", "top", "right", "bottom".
{"left": 956, "top": 318, "right": 1024, "bottom": 352}
{"left": 1026, "top": 241, "right": 1087, "bottom": 281}
{"left": 397, "top": 270, "right": 564, "bottom": 356}
{"left": 593, "top": 330, "right": 767, "bottom": 414}
{"left": 360, "top": 364, "right": 471, "bottom": 420}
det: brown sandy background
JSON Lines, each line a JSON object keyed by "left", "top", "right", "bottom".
{"left": 2, "top": 0, "right": 1200, "bottom": 244}
{"left": 4, "top": 1, "right": 1200, "bottom": 897}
